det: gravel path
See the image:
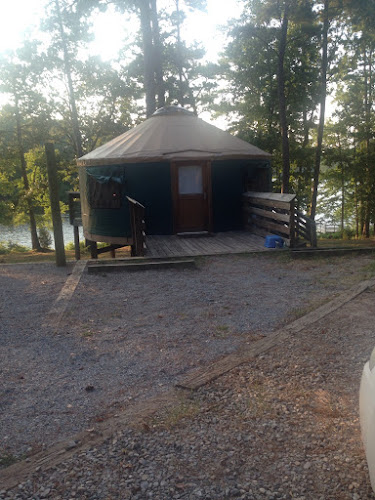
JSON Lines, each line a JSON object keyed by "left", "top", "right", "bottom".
{"left": 1, "top": 253, "right": 375, "bottom": 498}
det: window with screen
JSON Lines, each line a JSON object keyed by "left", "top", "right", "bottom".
{"left": 178, "top": 165, "right": 203, "bottom": 194}
{"left": 88, "top": 175, "right": 122, "bottom": 209}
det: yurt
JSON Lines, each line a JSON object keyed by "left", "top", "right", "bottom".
{"left": 77, "top": 106, "right": 272, "bottom": 246}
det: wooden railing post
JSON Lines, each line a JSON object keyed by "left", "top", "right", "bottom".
{"left": 74, "top": 225, "right": 80, "bottom": 260}
{"left": 127, "top": 196, "right": 146, "bottom": 256}
{"left": 310, "top": 221, "right": 318, "bottom": 248}
{"left": 289, "top": 197, "right": 296, "bottom": 248}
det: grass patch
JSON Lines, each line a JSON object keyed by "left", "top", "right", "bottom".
{"left": 0, "top": 241, "right": 30, "bottom": 255}
{"left": 145, "top": 394, "right": 201, "bottom": 430}
{"left": 0, "top": 249, "right": 74, "bottom": 264}
{"left": 317, "top": 237, "right": 375, "bottom": 249}
{"left": 81, "top": 329, "right": 95, "bottom": 338}
{"left": 0, "top": 245, "right": 132, "bottom": 264}
{"left": 214, "top": 324, "right": 231, "bottom": 338}
{"left": 364, "top": 259, "right": 375, "bottom": 277}
{"left": 242, "top": 380, "right": 277, "bottom": 420}
{"left": 282, "top": 296, "right": 334, "bottom": 325}
{"left": 0, "top": 452, "right": 20, "bottom": 468}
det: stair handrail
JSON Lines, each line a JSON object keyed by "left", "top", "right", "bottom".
{"left": 127, "top": 196, "right": 146, "bottom": 256}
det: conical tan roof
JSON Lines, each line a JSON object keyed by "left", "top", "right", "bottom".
{"left": 77, "top": 106, "right": 271, "bottom": 166}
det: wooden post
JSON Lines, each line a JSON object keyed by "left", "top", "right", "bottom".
{"left": 127, "top": 196, "right": 146, "bottom": 257}
{"left": 289, "top": 197, "right": 296, "bottom": 249}
{"left": 45, "top": 142, "right": 66, "bottom": 267}
{"left": 68, "top": 192, "right": 75, "bottom": 225}
{"left": 311, "top": 221, "right": 318, "bottom": 248}
{"left": 89, "top": 240, "right": 98, "bottom": 259}
{"left": 74, "top": 225, "right": 80, "bottom": 260}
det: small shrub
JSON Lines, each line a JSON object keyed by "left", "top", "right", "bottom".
{"left": 342, "top": 228, "right": 355, "bottom": 240}
{"left": 65, "top": 241, "right": 89, "bottom": 253}
{"left": 38, "top": 227, "right": 52, "bottom": 249}
{"left": 0, "top": 242, "right": 10, "bottom": 255}
{"left": 0, "top": 452, "right": 18, "bottom": 467}
{"left": 318, "top": 231, "right": 342, "bottom": 240}
{"left": 8, "top": 242, "right": 29, "bottom": 253}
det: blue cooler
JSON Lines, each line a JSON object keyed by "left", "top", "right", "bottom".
{"left": 265, "top": 235, "right": 284, "bottom": 248}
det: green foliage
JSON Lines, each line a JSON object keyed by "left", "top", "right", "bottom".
{"left": 318, "top": 232, "right": 344, "bottom": 240}
{"left": 65, "top": 240, "right": 89, "bottom": 253}
{"left": 38, "top": 227, "right": 53, "bottom": 249}
{"left": 219, "top": 0, "right": 321, "bottom": 207}
{"left": 342, "top": 229, "right": 356, "bottom": 240}
{"left": 1, "top": 0, "right": 375, "bottom": 239}
{"left": 318, "top": 230, "right": 356, "bottom": 240}
{"left": 0, "top": 241, "right": 30, "bottom": 253}
{"left": 0, "top": 452, "right": 19, "bottom": 467}
{"left": 9, "top": 243, "right": 30, "bottom": 253}
{"left": 0, "top": 243, "right": 10, "bottom": 255}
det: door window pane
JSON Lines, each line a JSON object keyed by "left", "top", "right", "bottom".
{"left": 178, "top": 166, "right": 203, "bottom": 194}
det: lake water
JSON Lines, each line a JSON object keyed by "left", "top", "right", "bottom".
{"left": 0, "top": 217, "right": 84, "bottom": 249}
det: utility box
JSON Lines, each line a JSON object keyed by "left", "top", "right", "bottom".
{"left": 264, "top": 234, "right": 284, "bottom": 248}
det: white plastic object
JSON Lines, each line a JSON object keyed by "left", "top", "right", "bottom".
{"left": 359, "top": 346, "right": 375, "bottom": 492}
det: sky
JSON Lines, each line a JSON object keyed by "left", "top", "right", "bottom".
{"left": 0, "top": 0, "right": 243, "bottom": 61}
{"left": 0, "top": 1, "right": 335, "bottom": 125}
{"left": 0, "top": 0, "right": 243, "bottom": 127}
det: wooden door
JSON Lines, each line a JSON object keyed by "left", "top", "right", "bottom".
{"left": 172, "top": 162, "right": 211, "bottom": 233}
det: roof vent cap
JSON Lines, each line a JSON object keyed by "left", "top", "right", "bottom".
{"left": 152, "top": 105, "right": 195, "bottom": 117}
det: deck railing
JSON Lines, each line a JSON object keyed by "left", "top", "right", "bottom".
{"left": 127, "top": 196, "right": 146, "bottom": 256}
{"left": 68, "top": 192, "right": 146, "bottom": 258}
{"left": 295, "top": 211, "right": 317, "bottom": 248}
{"left": 243, "top": 191, "right": 296, "bottom": 247}
{"left": 243, "top": 191, "right": 317, "bottom": 248}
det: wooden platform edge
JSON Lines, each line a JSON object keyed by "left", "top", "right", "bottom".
{"left": 87, "top": 259, "right": 196, "bottom": 273}
{"left": 42, "top": 260, "right": 87, "bottom": 329}
{"left": 0, "top": 392, "right": 180, "bottom": 492}
{"left": 176, "top": 277, "right": 375, "bottom": 390}
{"left": 291, "top": 247, "right": 375, "bottom": 258}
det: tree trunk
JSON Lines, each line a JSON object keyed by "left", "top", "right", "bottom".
{"left": 310, "top": 0, "right": 329, "bottom": 221}
{"left": 355, "top": 184, "right": 359, "bottom": 238}
{"left": 302, "top": 109, "right": 309, "bottom": 148}
{"left": 277, "top": 2, "right": 290, "bottom": 194}
{"left": 175, "top": 0, "right": 185, "bottom": 107}
{"left": 45, "top": 143, "right": 66, "bottom": 267}
{"left": 55, "top": 0, "right": 83, "bottom": 157}
{"left": 14, "top": 97, "right": 41, "bottom": 251}
{"left": 360, "top": 198, "right": 365, "bottom": 237}
{"left": 150, "top": 0, "right": 165, "bottom": 108}
{"left": 186, "top": 81, "right": 198, "bottom": 114}
{"left": 337, "top": 134, "right": 345, "bottom": 232}
{"left": 139, "top": 0, "right": 156, "bottom": 117}
{"left": 362, "top": 46, "right": 372, "bottom": 238}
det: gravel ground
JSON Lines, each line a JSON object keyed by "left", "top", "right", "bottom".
{"left": 1, "top": 253, "right": 375, "bottom": 499}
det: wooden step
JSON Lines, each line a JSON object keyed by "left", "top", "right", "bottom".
{"left": 177, "top": 231, "right": 210, "bottom": 237}
{"left": 290, "top": 247, "right": 375, "bottom": 258}
{"left": 87, "top": 258, "right": 196, "bottom": 273}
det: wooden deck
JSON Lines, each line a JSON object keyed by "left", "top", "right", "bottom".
{"left": 145, "top": 231, "right": 271, "bottom": 258}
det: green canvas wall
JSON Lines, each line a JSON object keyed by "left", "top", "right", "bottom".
{"left": 211, "top": 160, "right": 271, "bottom": 232}
{"left": 79, "top": 162, "right": 173, "bottom": 239}
{"left": 79, "top": 159, "right": 271, "bottom": 240}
